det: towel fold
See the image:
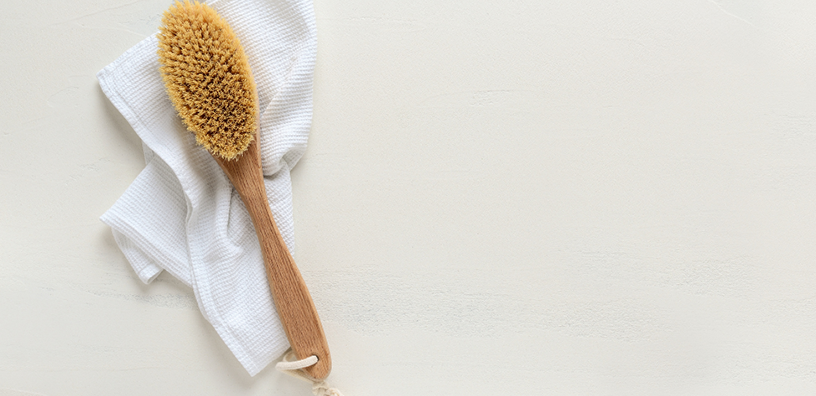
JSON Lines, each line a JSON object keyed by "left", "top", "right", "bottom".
{"left": 99, "top": 0, "right": 317, "bottom": 376}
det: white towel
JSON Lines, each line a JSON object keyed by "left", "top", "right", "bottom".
{"left": 98, "top": 0, "right": 316, "bottom": 376}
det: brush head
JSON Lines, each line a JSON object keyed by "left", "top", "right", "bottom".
{"left": 157, "top": 1, "right": 258, "bottom": 160}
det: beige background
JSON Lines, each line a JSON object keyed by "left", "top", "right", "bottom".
{"left": 3, "top": 0, "right": 816, "bottom": 395}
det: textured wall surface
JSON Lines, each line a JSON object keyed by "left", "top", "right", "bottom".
{"left": 2, "top": 0, "right": 816, "bottom": 395}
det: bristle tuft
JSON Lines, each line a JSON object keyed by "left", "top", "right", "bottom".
{"left": 157, "top": 1, "right": 257, "bottom": 160}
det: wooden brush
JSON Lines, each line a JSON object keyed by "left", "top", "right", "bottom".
{"left": 157, "top": 1, "right": 331, "bottom": 379}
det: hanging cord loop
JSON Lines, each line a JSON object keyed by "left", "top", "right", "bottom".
{"left": 275, "top": 350, "right": 345, "bottom": 396}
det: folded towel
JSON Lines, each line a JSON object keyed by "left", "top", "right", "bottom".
{"left": 99, "top": 0, "right": 317, "bottom": 376}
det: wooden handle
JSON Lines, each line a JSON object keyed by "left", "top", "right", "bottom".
{"left": 214, "top": 139, "right": 332, "bottom": 380}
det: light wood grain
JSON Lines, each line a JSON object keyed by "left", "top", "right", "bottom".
{"left": 214, "top": 134, "right": 331, "bottom": 380}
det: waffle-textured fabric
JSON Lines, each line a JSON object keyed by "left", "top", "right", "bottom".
{"left": 98, "top": 0, "right": 316, "bottom": 376}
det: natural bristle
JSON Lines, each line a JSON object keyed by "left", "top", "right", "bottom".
{"left": 157, "top": 1, "right": 257, "bottom": 160}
